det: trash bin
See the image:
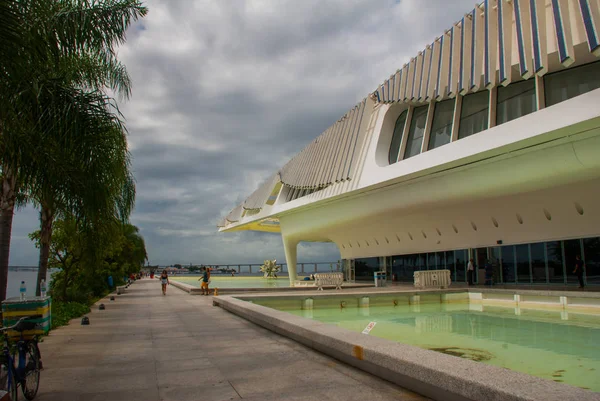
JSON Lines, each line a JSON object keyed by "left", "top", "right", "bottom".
{"left": 374, "top": 271, "right": 387, "bottom": 287}
{"left": 2, "top": 296, "right": 52, "bottom": 340}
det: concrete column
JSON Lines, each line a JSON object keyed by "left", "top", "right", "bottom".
{"left": 359, "top": 297, "right": 370, "bottom": 317}
{"left": 283, "top": 237, "right": 299, "bottom": 286}
{"left": 303, "top": 298, "right": 314, "bottom": 310}
{"left": 560, "top": 296, "right": 568, "bottom": 308}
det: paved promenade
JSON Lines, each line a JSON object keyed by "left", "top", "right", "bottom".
{"left": 37, "top": 279, "right": 427, "bottom": 401}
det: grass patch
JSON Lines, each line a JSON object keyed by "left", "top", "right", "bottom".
{"left": 51, "top": 301, "right": 91, "bottom": 330}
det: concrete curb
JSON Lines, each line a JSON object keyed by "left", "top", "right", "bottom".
{"left": 213, "top": 295, "right": 600, "bottom": 401}
{"left": 169, "top": 279, "right": 374, "bottom": 295}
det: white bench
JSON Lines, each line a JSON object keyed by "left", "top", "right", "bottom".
{"left": 414, "top": 269, "right": 451, "bottom": 289}
{"left": 315, "top": 272, "right": 343, "bottom": 290}
{"left": 117, "top": 286, "right": 126, "bottom": 295}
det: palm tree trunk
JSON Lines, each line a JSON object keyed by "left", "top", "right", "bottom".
{"left": 0, "top": 164, "right": 17, "bottom": 302}
{"left": 36, "top": 205, "right": 54, "bottom": 296}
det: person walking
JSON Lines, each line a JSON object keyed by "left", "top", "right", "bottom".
{"left": 160, "top": 270, "right": 169, "bottom": 295}
{"left": 467, "top": 258, "right": 475, "bottom": 286}
{"left": 573, "top": 255, "right": 585, "bottom": 289}
{"left": 199, "top": 267, "right": 210, "bottom": 295}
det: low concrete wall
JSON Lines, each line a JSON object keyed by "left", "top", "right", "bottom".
{"left": 169, "top": 279, "right": 373, "bottom": 295}
{"left": 213, "top": 295, "right": 600, "bottom": 401}
{"left": 168, "top": 280, "right": 200, "bottom": 294}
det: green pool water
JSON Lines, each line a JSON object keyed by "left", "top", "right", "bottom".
{"left": 252, "top": 297, "right": 600, "bottom": 391}
{"left": 171, "top": 276, "right": 291, "bottom": 288}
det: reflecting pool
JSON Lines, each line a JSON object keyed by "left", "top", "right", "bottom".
{"left": 252, "top": 297, "right": 600, "bottom": 391}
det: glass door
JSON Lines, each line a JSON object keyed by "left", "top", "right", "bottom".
{"left": 474, "top": 248, "right": 488, "bottom": 284}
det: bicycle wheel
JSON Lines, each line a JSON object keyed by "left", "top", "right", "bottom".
{"left": 0, "top": 360, "right": 18, "bottom": 401}
{"left": 22, "top": 341, "right": 40, "bottom": 400}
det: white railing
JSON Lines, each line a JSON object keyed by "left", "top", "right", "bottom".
{"left": 413, "top": 269, "right": 451, "bottom": 289}
{"left": 315, "top": 272, "right": 344, "bottom": 290}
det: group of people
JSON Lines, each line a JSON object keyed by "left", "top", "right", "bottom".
{"left": 158, "top": 266, "right": 212, "bottom": 296}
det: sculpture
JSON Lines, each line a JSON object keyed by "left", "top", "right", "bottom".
{"left": 260, "top": 259, "right": 281, "bottom": 278}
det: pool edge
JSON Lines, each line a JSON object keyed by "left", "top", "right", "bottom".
{"left": 213, "top": 295, "right": 600, "bottom": 401}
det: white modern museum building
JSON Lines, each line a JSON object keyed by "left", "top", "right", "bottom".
{"left": 219, "top": 0, "right": 600, "bottom": 287}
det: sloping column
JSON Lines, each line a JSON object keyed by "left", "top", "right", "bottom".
{"left": 283, "top": 237, "right": 299, "bottom": 286}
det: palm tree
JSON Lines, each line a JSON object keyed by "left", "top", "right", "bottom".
{"left": 30, "top": 88, "right": 136, "bottom": 296}
{"left": 0, "top": 0, "right": 147, "bottom": 301}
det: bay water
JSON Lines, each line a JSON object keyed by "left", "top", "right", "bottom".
{"left": 6, "top": 269, "right": 53, "bottom": 299}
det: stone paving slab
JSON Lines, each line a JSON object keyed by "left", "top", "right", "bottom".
{"left": 36, "top": 279, "right": 428, "bottom": 401}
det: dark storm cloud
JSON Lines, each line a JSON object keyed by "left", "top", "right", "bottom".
{"left": 11, "top": 0, "right": 478, "bottom": 266}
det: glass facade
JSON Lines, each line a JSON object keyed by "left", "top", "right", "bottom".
{"left": 547, "top": 241, "right": 564, "bottom": 283}
{"left": 563, "top": 239, "right": 582, "bottom": 284}
{"left": 386, "top": 60, "right": 599, "bottom": 165}
{"left": 544, "top": 61, "right": 600, "bottom": 107}
{"left": 496, "top": 79, "right": 537, "bottom": 125}
{"left": 388, "top": 110, "right": 408, "bottom": 164}
{"left": 428, "top": 99, "right": 455, "bottom": 150}
{"left": 354, "top": 257, "right": 383, "bottom": 281}
{"left": 583, "top": 238, "right": 600, "bottom": 284}
{"left": 403, "top": 105, "right": 428, "bottom": 159}
{"left": 376, "top": 236, "right": 598, "bottom": 286}
{"left": 458, "top": 91, "right": 489, "bottom": 139}
{"left": 501, "top": 245, "right": 516, "bottom": 283}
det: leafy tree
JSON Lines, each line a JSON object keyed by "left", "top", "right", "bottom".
{"left": 30, "top": 217, "right": 147, "bottom": 302}
{"left": 0, "top": 0, "right": 147, "bottom": 300}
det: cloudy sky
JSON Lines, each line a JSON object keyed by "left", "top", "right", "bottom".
{"left": 11, "top": 0, "right": 476, "bottom": 267}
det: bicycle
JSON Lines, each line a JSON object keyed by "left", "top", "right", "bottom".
{"left": 0, "top": 315, "right": 43, "bottom": 400}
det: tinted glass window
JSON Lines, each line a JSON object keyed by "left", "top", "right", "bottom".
{"left": 563, "top": 239, "right": 582, "bottom": 284}
{"left": 388, "top": 110, "right": 408, "bottom": 164}
{"left": 455, "top": 249, "right": 467, "bottom": 282}
{"left": 530, "top": 242, "right": 547, "bottom": 283}
{"left": 583, "top": 237, "right": 600, "bottom": 284}
{"left": 501, "top": 245, "right": 516, "bottom": 283}
{"left": 515, "top": 244, "right": 530, "bottom": 283}
{"left": 428, "top": 99, "right": 455, "bottom": 150}
{"left": 403, "top": 105, "right": 429, "bottom": 159}
{"left": 458, "top": 91, "right": 489, "bottom": 139}
{"left": 445, "top": 251, "right": 456, "bottom": 281}
{"left": 547, "top": 241, "right": 564, "bottom": 283}
{"left": 354, "top": 257, "right": 381, "bottom": 281}
{"left": 545, "top": 62, "right": 600, "bottom": 107}
{"left": 496, "top": 79, "right": 536, "bottom": 125}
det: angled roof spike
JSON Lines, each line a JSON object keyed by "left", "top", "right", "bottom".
{"left": 243, "top": 173, "right": 281, "bottom": 211}
{"left": 225, "top": 205, "right": 243, "bottom": 223}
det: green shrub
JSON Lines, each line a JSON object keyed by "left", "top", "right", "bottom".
{"left": 51, "top": 301, "right": 90, "bottom": 330}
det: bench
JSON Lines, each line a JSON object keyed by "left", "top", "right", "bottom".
{"left": 315, "top": 272, "right": 343, "bottom": 290}
{"left": 414, "top": 269, "right": 451, "bottom": 289}
{"left": 117, "top": 286, "right": 126, "bottom": 295}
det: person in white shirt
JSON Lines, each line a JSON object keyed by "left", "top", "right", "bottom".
{"left": 467, "top": 258, "right": 475, "bottom": 286}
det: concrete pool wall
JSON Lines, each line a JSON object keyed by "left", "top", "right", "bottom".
{"left": 168, "top": 278, "right": 373, "bottom": 295}
{"left": 213, "top": 290, "right": 600, "bottom": 401}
